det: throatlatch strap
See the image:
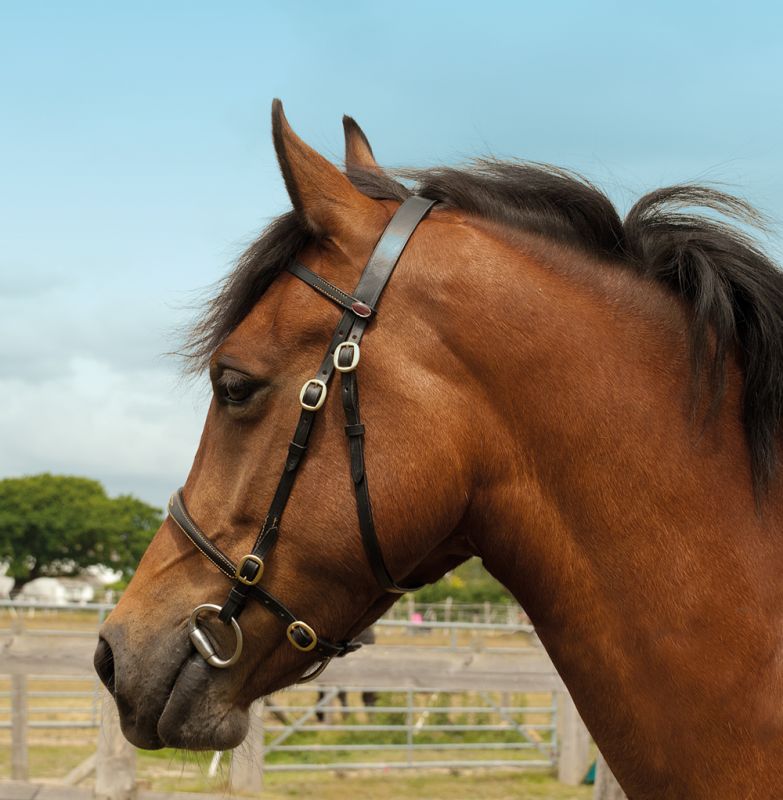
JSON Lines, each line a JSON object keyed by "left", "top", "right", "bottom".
{"left": 340, "top": 367, "right": 422, "bottom": 593}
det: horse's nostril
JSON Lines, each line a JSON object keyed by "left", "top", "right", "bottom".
{"left": 94, "top": 637, "right": 116, "bottom": 693}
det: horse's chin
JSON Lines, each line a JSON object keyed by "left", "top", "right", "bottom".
{"left": 113, "top": 653, "right": 248, "bottom": 751}
{"left": 154, "top": 653, "right": 249, "bottom": 750}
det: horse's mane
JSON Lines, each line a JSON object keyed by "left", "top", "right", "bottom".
{"left": 184, "top": 160, "right": 783, "bottom": 490}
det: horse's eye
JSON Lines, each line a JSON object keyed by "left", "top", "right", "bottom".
{"left": 224, "top": 381, "right": 253, "bottom": 404}
{"left": 215, "top": 371, "right": 257, "bottom": 405}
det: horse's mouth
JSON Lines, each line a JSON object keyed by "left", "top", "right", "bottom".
{"left": 99, "top": 629, "right": 249, "bottom": 751}
{"left": 155, "top": 652, "right": 249, "bottom": 750}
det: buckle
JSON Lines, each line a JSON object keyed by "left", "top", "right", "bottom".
{"left": 333, "top": 342, "right": 360, "bottom": 373}
{"left": 286, "top": 620, "right": 318, "bottom": 652}
{"left": 235, "top": 554, "right": 264, "bottom": 586}
{"left": 188, "top": 603, "right": 243, "bottom": 669}
{"left": 299, "top": 379, "right": 327, "bottom": 411}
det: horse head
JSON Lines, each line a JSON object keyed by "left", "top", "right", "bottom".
{"left": 94, "top": 103, "right": 480, "bottom": 749}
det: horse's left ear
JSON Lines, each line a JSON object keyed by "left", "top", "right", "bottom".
{"left": 343, "top": 115, "right": 383, "bottom": 173}
{"left": 271, "top": 99, "right": 383, "bottom": 240}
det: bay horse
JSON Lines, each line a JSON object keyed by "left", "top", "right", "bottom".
{"left": 95, "top": 101, "right": 783, "bottom": 798}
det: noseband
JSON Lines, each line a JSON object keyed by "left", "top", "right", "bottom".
{"left": 167, "top": 196, "right": 436, "bottom": 679}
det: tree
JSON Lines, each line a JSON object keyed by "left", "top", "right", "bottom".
{"left": 414, "top": 557, "right": 513, "bottom": 604}
{"left": 0, "top": 473, "right": 162, "bottom": 591}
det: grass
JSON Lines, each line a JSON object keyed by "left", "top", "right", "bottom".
{"left": 135, "top": 755, "right": 591, "bottom": 799}
{"left": 1, "top": 746, "right": 592, "bottom": 798}
{"left": 1, "top": 607, "right": 582, "bottom": 797}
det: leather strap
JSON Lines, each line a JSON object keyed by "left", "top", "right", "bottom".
{"left": 228, "top": 195, "right": 435, "bottom": 620}
{"left": 168, "top": 196, "right": 435, "bottom": 664}
{"left": 340, "top": 366, "right": 421, "bottom": 593}
{"left": 168, "top": 490, "right": 358, "bottom": 658}
{"left": 287, "top": 261, "right": 372, "bottom": 315}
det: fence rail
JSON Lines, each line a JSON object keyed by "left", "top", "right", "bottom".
{"left": 0, "top": 598, "right": 540, "bottom": 654}
{"left": 0, "top": 599, "right": 601, "bottom": 797}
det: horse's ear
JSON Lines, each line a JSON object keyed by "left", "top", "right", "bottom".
{"left": 343, "top": 115, "right": 382, "bottom": 173}
{"left": 271, "top": 99, "right": 382, "bottom": 239}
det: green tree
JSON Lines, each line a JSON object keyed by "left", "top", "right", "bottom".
{"left": 0, "top": 473, "right": 161, "bottom": 591}
{"left": 414, "top": 557, "right": 513, "bottom": 604}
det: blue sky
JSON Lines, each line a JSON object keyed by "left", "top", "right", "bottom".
{"left": 2, "top": 1, "right": 782, "bottom": 509}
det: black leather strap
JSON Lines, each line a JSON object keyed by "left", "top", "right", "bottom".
{"left": 168, "top": 196, "right": 435, "bottom": 665}
{"left": 233, "top": 195, "right": 435, "bottom": 616}
{"left": 168, "top": 490, "right": 358, "bottom": 658}
{"left": 339, "top": 196, "right": 436, "bottom": 348}
{"left": 340, "top": 367, "right": 421, "bottom": 593}
{"left": 287, "top": 261, "right": 372, "bottom": 315}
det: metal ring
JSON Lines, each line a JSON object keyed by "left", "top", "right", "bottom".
{"left": 333, "top": 342, "right": 360, "bottom": 373}
{"left": 297, "top": 657, "right": 332, "bottom": 683}
{"left": 188, "top": 603, "right": 243, "bottom": 669}
{"left": 235, "top": 554, "right": 264, "bottom": 586}
{"left": 286, "top": 620, "right": 318, "bottom": 652}
{"left": 299, "top": 379, "right": 327, "bottom": 411}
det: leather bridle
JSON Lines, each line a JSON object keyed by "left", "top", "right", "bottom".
{"left": 167, "top": 196, "right": 436, "bottom": 680}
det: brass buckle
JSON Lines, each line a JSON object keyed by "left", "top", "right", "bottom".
{"left": 333, "top": 342, "right": 360, "bottom": 373}
{"left": 235, "top": 554, "right": 264, "bottom": 586}
{"left": 188, "top": 603, "right": 243, "bottom": 669}
{"left": 286, "top": 620, "right": 318, "bottom": 652}
{"left": 299, "top": 379, "right": 327, "bottom": 411}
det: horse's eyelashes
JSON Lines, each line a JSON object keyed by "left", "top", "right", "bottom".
{"left": 215, "top": 370, "right": 268, "bottom": 406}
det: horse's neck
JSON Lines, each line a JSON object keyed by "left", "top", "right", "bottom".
{"left": 453, "top": 239, "right": 783, "bottom": 797}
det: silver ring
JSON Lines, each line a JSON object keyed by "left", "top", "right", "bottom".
{"left": 297, "top": 658, "right": 332, "bottom": 683}
{"left": 188, "top": 603, "right": 243, "bottom": 669}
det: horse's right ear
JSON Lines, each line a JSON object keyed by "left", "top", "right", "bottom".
{"left": 271, "top": 100, "right": 383, "bottom": 241}
{"left": 343, "top": 115, "right": 383, "bottom": 174}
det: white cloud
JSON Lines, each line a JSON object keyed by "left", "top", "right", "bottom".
{"left": 0, "top": 356, "right": 208, "bottom": 508}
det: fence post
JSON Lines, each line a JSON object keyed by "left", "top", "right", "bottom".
{"left": 556, "top": 691, "right": 590, "bottom": 785}
{"left": 95, "top": 690, "right": 137, "bottom": 800}
{"left": 594, "top": 753, "right": 628, "bottom": 800}
{"left": 11, "top": 674, "right": 29, "bottom": 781}
{"left": 229, "top": 700, "right": 264, "bottom": 794}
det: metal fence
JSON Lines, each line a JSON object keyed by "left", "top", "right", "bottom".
{"left": 251, "top": 685, "right": 557, "bottom": 772}
{"left": 0, "top": 674, "right": 101, "bottom": 733}
{"left": 0, "top": 599, "right": 113, "bottom": 637}
{"left": 1, "top": 599, "right": 595, "bottom": 793}
{"left": 0, "top": 598, "right": 540, "bottom": 653}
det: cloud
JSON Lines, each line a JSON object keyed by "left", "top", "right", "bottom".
{"left": 0, "top": 280, "right": 198, "bottom": 381}
{"left": 0, "top": 268, "right": 68, "bottom": 299}
{"left": 0, "top": 356, "right": 208, "bottom": 508}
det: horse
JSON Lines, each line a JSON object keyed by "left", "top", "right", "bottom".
{"left": 94, "top": 101, "right": 783, "bottom": 799}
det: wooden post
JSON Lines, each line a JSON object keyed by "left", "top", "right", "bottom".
{"left": 594, "top": 753, "right": 628, "bottom": 799}
{"left": 556, "top": 691, "right": 590, "bottom": 785}
{"left": 95, "top": 690, "right": 137, "bottom": 800}
{"left": 229, "top": 700, "right": 265, "bottom": 794}
{"left": 11, "top": 674, "right": 29, "bottom": 781}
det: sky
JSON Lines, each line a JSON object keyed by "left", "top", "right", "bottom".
{"left": 2, "top": 1, "right": 782, "bottom": 511}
